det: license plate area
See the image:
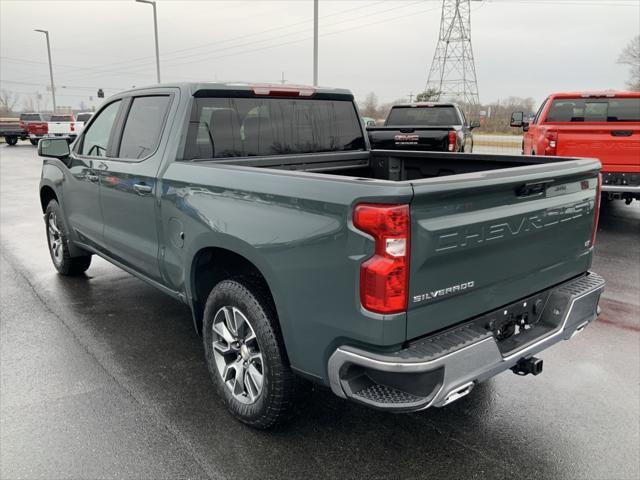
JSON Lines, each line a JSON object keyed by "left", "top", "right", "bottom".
{"left": 471, "top": 291, "right": 557, "bottom": 356}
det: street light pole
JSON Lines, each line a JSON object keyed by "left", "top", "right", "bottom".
{"left": 34, "top": 29, "right": 56, "bottom": 112}
{"left": 313, "top": 0, "right": 318, "bottom": 86}
{"left": 136, "top": 0, "right": 161, "bottom": 83}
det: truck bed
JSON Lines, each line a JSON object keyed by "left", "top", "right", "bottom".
{"left": 212, "top": 149, "right": 570, "bottom": 181}
{"left": 208, "top": 149, "right": 600, "bottom": 343}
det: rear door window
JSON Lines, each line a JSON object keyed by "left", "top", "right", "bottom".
{"left": 546, "top": 98, "right": 640, "bottom": 122}
{"left": 183, "top": 97, "right": 365, "bottom": 160}
{"left": 118, "top": 96, "right": 171, "bottom": 160}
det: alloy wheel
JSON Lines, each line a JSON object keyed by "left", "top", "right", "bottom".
{"left": 212, "top": 306, "right": 264, "bottom": 404}
{"left": 47, "top": 212, "right": 63, "bottom": 266}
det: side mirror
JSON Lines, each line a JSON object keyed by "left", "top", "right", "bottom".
{"left": 510, "top": 111, "right": 524, "bottom": 128}
{"left": 522, "top": 121, "right": 530, "bottom": 132}
{"left": 469, "top": 120, "right": 480, "bottom": 129}
{"left": 38, "top": 137, "right": 70, "bottom": 159}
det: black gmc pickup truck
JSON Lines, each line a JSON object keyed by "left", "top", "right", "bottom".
{"left": 367, "top": 102, "right": 478, "bottom": 152}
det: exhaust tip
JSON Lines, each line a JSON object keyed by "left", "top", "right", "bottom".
{"left": 442, "top": 381, "right": 475, "bottom": 406}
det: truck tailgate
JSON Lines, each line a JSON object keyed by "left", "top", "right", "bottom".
{"left": 556, "top": 125, "right": 640, "bottom": 172}
{"left": 368, "top": 127, "right": 449, "bottom": 151}
{"left": 48, "top": 122, "right": 72, "bottom": 135}
{"left": 28, "top": 122, "right": 48, "bottom": 136}
{"left": 407, "top": 159, "right": 600, "bottom": 339}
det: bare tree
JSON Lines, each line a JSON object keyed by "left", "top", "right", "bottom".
{"left": 473, "top": 96, "right": 537, "bottom": 133}
{"left": 618, "top": 35, "right": 640, "bottom": 91}
{"left": 360, "top": 92, "right": 379, "bottom": 118}
{"left": 0, "top": 90, "right": 20, "bottom": 116}
{"left": 23, "top": 94, "right": 49, "bottom": 113}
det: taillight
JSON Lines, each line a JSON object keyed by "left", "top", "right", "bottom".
{"left": 590, "top": 174, "right": 602, "bottom": 248}
{"left": 544, "top": 130, "right": 557, "bottom": 156}
{"left": 70, "top": 122, "right": 75, "bottom": 132}
{"left": 353, "top": 203, "right": 410, "bottom": 314}
{"left": 448, "top": 130, "right": 457, "bottom": 152}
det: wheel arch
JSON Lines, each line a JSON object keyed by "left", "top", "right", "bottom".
{"left": 188, "top": 246, "right": 286, "bottom": 346}
{"left": 40, "top": 184, "right": 58, "bottom": 213}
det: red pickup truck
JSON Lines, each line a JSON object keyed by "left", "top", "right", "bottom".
{"left": 511, "top": 91, "right": 640, "bottom": 204}
{"left": 19, "top": 112, "right": 49, "bottom": 146}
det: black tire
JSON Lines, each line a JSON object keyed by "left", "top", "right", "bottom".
{"left": 45, "top": 199, "right": 92, "bottom": 275}
{"left": 30, "top": 138, "right": 39, "bottom": 146}
{"left": 203, "top": 277, "right": 294, "bottom": 429}
{"left": 5, "top": 136, "right": 18, "bottom": 146}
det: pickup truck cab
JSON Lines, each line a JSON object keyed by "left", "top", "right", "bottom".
{"left": 39, "top": 83, "right": 604, "bottom": 428}
{"left": 368, "top": 102, "right": 477, "bottom": 152}
{"left": 19, "top": 112, "right": 48, "bottom": 145}
{"left": 511, "top": 91, "right": 640, "bottom": 204}
{"left": 47, "top": 113, "right": 76, "bottom": 139}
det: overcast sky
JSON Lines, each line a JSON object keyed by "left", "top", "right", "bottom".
{"left": 1, "top": 0, "right": 639, "bottom": 111}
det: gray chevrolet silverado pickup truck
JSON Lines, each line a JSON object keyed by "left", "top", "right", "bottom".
{"left": 38, "top": 83, "right": 605, "bottom": 429}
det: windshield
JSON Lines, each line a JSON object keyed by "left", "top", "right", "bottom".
{"left": 183, "top": 96, "right": 365, "bottom": 160}
{"left": 546, "top": 97, "right": 640, "bottom": 122}
{"left": 386, "top": 106, "right": 461, "bottom": 126}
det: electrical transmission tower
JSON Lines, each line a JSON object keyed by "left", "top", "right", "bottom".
{"left": 425, "top": 0, "right": 480, "bottom": 109}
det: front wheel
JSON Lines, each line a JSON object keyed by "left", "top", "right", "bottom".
{"left": 45, "top": 200, "right": 92, "bottom": 275}
{"left": 203, "top": 277, "right": 294, "bottom": 429}
{"left": 30, "top": 138, "right": 39, "bottom": 146}
{"left": 5, "top": 136, "right": 18, "bottom": 146}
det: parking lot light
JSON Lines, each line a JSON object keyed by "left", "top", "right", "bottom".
{"left": 34, "top": 29, "right": 56, "bottom": 111}
{"left": 135, "top": 0, "right": 161, "bottom": 84}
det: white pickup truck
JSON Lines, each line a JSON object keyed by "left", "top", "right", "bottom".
{"left": 74, "top": 112, "right": 93, "bottom": 135}
{"left": 47, "top": 113, "right": 76, "bottom": 138}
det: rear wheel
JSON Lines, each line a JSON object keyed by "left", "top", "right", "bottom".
{"left": 30, "top": 138, "right": 39, "bottom": 146}
{"left": 203, "top": 277, "right": 294, "bottom": 429}
{"left": 5, "top": 136, "right": 17, "bottom": 146}
{"left": 45, "top": 200, "right": 92, "bottom": 275}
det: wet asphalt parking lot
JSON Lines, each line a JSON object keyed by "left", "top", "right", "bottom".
{"left": 1, "top": 141, "right": 638, "bottom": 480}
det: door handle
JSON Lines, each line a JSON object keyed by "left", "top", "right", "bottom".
{"left": 611, "top": 130, "right": 632, "bottom": 137}
{"left": 86, "top": 173, "right": 99, "bottom": 183}
{"left": 133, "top": 183, "right": 153, "bottom": 195}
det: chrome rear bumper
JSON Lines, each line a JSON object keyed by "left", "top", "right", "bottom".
{"left": 328, "top": 272, "right": 605, "bottom": 411}
{"left": 601, "top": 185, "right": 640, "bottom": 193}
